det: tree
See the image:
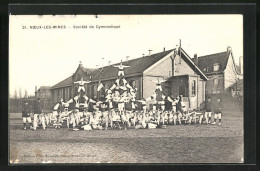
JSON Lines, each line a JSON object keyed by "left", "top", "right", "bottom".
{"left": 24, "top": 89, "right": 28, "bottom": 98}
{"left": 14, "top": 89, "right": 18, "bottom": 99}
{"left": 19, "top": 87, "right": 22, "bottom": 99}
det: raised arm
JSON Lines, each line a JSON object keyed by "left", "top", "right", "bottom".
{"left": 167, "top": 96, "right": 173, "bottom": 103}
{"left": 110, "top": 84, "right": 117, "bottom": 91}
{"left": 67, "top": 99, "right": 73, "bottom": 103}
{"left": 146, "top": 94, "right": 156, "bottom": 101}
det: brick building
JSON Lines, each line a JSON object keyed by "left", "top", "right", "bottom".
{"left": 192, "top": 47, "right": 243, "bottom": 96}
{"left": 35, "top": 86, "right": 51, "bottom": 100}
{"left": 51, "top": 47, "right": 208, "bottom": 110}
{"left": 35, "top": 86, "right": 52, "bottom": 112}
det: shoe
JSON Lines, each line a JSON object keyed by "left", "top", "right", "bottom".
{"left": 24, "top": 127, "right": 26, "bottom": 130}
{"left": 211, "top": 122, "right": 216, "bottom": 125}
{"left": 218, "top": 122, "right": 222, "bottom": 126}
{"left": 208, "top": 121, "right": 211, "bottom": 124}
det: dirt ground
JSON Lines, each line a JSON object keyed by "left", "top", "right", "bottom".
{"left": 9, "top": 111, "right": 243, "bottom": 164}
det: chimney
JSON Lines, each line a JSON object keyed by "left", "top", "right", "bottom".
{"left": 194, "top": 53, "right": 198, "bottom": 65}
{"left": 148, "top": 50, "right": 152, "bottom": 56}
{"left": 108, "top": 61, "right": 111, "bottom": 66}
{"left": 227, "top": 46, "right": 232, "bottom": 52}
{"left": 239, "top": 56, "right": 243, "bottom": 74}
{"left": 79, "top": 61, "right": 83, "bottom": 67}
{"left": 142, "top": 54, "right": 145, "bottom": 57}
{"left": 126, "top": 56, "right": 129, "bottom": 61}
{"left": 175, "top": 45, "right": 179, "bottom": 54}
{"left": 102, "top": 58, "right": 104, "bottom": 68}
{"left": 163, "top": 47, "right": 165, "bottom": 52}
{"left": 35, "top": 86, "right": 37, "bottom": 98}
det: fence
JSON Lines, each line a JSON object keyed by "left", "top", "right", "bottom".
{"left": 9, "top": 98, "right": 54, "bottom": 113}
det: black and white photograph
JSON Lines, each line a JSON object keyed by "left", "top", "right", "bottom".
{"left": 9, "top": 14, "right": 244, "bottom": 164}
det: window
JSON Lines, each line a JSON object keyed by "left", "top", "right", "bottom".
{"left": 191, "top": 80, "right": 196, "bottom": 96}
{"left": 63, "top": 89, "right": 65, "bottom": 100}
{"left": 213, "top": 63, "right": 220, "bottom": 71}
{"left": 105, "top": 83, "right": 109, "bottom": 90}
{"left": 129, "top": 80, "right": 136, "bottom": 88}
{"left": 179, "top": 83, "right": 188, "bottom": 97}
{"left": 94, "top": 85, "right": 97, "bottom": 98}
{"left": 213, "top": 78, "right": 219, "bottom": 86}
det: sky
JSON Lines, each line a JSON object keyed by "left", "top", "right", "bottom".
{"left": 9, "top": 15, "right": 243, "bottom": 97}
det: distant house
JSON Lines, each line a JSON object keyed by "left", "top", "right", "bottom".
{"left": 35, "top": 86, "right": 52, "bottom": 112}
{"left": 51, "top": 47, "right": 208, "bottom": 110}
{"left": 192, "top": 47, "right": 243, "bottom": 96}
{"left": 227, "top": 79, "right": 243, "bottom": 100}
{"left": 35, "top": 86, "right": 51, "bottom": 100}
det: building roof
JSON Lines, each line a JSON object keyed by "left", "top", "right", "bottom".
{"left": 38, "top": 86, "right": 51, "bottom": 91}
{"left": 89, "top": 49, "right": 175, "bottom": 81}
{"left": 192, "top": 51, "right": 229, "bottom": 74}
{"left": 51, "top": 75, "right": 73, "bottom": 89}
{"left": 51, "top": 66, "right": 95, "bottom": 89}
{"left": 51, "top": 48, "right": 209, "bottom": 89}
{"left": 81, "top": 67, "right": 96, "bottom": 73}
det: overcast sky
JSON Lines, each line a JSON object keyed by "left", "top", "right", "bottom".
{"left": 9, "top": 15, "right": 243, "bottom": 97}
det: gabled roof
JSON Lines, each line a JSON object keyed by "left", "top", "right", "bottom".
{"left": 38, "top": 86, "right": 51, "bottom": 90}
{"left": 51, "top": 75, "right": 73, "bottom": 89}
{"left": 89, "top": 49, "right": 174, "bottom": 81}
{"left": 81, "top": 67, "right": 96, "bottom": 73}
{"left": 51, "top": 66, "right": 95, "bottom": 89}
{"left": 51, "top": 47, "right": 209, "bottom": 88}
{"left": 179, "top": 48, "right": 208, "bottom": 80}
{"left": 192, "top": 51, "right": 229, "bottom": 74}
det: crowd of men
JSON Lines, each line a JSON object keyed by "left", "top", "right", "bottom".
{"left": 21, "top": 61, "right": 223, "bottom": 131}
{"left": 22, "top": 93, "right": 223, "bottom": 131}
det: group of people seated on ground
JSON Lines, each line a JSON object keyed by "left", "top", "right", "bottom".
{"left": 22, "top": 90, "right": 223, "bottom": 131}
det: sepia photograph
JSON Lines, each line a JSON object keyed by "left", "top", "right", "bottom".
{"left": 9, "top": 14, "right": 244, "bottom": 164}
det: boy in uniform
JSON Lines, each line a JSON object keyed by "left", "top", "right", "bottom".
{"left": 176, "top": 95, "right": 184, "bottom": 125}
{"left": 212, "top": 98, "right": 223, "bottom": 125}
{"left": 22, "top": 100, "right": 32, "bottom": 130}
{"left": 200, "top": 97, "right": 212, "bottom": 124}
{"left": 33, "top": 98, "right": 43, "bottom": 130}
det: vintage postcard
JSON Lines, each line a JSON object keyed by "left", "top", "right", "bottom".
{"left": 9, "top": 14, "right": 243, "bottom": 164}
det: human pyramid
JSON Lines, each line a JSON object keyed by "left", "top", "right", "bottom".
{"left": 30, "top": 61, "right": 214, "bottom": 131}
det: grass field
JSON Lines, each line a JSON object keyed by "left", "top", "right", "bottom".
{"left": 9, "top": 111, "right": 243, "bottom": 164}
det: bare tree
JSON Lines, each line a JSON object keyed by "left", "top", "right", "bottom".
{"left": 19, "top": 87, "right": 22, "bottom": 99}
{"left": 14, "top": 89, "right": 18, "bottom": 99}
{"left": 24, "top": 89, "right": 28, "bottom": 98}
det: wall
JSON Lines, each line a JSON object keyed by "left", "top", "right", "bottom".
{"left": 205, "top": 74, "right": 224, "bottom": 95}
{"left": 37, "top": 89, "right": 51, "bottom": 100}
{"left": 224, "top": 53, "right": 238, "bottom": 90}
{"left": 174, "top": 54, "right": 197, "bottom": 76}
{"left": 51, "top": 86, "right": 72, "bottom": 104}
{"left": 145, "top": 56, "right": 173, "bottom": 78}
{"left": 188, "top": 76, "right": 198, "bottom": 110}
